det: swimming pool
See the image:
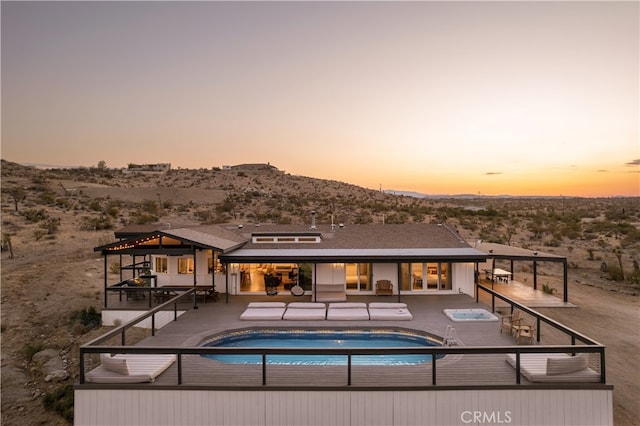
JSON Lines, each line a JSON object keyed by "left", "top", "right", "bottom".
{"left": 443, "top": 308, "right": 499, "bottom": 322}
{"left": 201, "top": 329, "right": 443, "bottom": 366}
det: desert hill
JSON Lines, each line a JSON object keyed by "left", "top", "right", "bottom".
{"left": 1, "top": 159, "right": 639, "bottom": 425}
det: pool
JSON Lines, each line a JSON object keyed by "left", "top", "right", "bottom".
{"left": 443, "top": 308, "right": 499, "bottom": 322}
{"left": 201, "top": 329, "right": 443, "bottom": 366}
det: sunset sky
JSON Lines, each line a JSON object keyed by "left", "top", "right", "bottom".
{"left": 2, "top": 1, "right": 638, "bottom": 197}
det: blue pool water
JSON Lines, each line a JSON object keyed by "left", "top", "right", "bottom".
{"left": 201, "top": 330, "right": 442, "bottom": 365}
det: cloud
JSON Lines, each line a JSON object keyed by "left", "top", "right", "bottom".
{"left": 597, "top": 169, "right": 608, "bottom": 173}
{"left": 485, "top": 172, "right": 503, "bottom": 175}
{"left": 625, "top": 159, "right": 640, "bottom": 166}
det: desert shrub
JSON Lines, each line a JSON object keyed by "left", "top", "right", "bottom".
{"left": 33, "top": 229, "right": 47, "bottom": 240}
{"left": 605, "top": 264, "right": 624, "bottom": 281}
{"left": 543, "top": 238, "right": 561, "bottom": 247}
{"left": 23, "top": 342, "right": 44, "bottom": 360}
{"left": 70, "top": 306, "right": 101, "bottom": 330}
{"left": 109, "top": 262, "right": 121, "bottom": 274}
{"left": 39, "top": 217, "right": 60, "bottom": 234}
{"left": 131, "top": 211, "right": 158, "bottom": 224}
{"left": 42, "top": 384, "right": 74, "bottom": 423}
{"left": 22, "top": 208, "right": 48, "bottom": 223}
{"left": 542, "top": 283, "right": 556, "bottom": 294}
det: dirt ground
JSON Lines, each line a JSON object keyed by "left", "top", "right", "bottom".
{"left": 1, "top": 165, "right": 638, "bottom": 425}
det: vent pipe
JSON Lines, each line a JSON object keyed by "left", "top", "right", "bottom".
{"left": 310, "top": 211, "right": 317, "bottom": 229}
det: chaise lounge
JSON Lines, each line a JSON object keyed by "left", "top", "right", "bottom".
{"left": 282, "top": 302, "right": 327, "bottom": 320}
{"left": 505, "top": 353, "right": 601, "bottom": 383}
{"left": 86, "top": 353, "right": 176, "bottom": 384}
{"left": 326, "top": 302, "right": 370, "bottom": 320}
{"left": 368, "top": 302, "right": 413, "bottom": 320}
{"left": 240, "top": 302, "right": 287, "bottom": 320}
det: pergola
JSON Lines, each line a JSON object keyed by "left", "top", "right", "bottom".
{"left": 474, "top": 242, "right": 569, "bottom": 303}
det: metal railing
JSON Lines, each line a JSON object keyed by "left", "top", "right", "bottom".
{"left": 80, "top": 286, "right": 607, "bottom": 388}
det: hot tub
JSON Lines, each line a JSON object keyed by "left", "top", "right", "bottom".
{"left": 443, "top": 308, "right": 499, "bottom": 322}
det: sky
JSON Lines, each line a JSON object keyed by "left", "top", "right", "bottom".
{"left": 2, "top": 1, "right": 638, "bottom": 197}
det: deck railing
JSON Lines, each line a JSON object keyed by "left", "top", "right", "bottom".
{"left": 79, "top": 288, "right": 607, "bottom": 388}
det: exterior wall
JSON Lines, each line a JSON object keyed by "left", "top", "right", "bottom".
{"left": 151, "top": 252, "right": 224, "bottom": 290}
{"left": 75, "top": 388, "right": 613, "bottom": 426}
{"left": 454, "top": 263, "right": 476, "bottom": 296}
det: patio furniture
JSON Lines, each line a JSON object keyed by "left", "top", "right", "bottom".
{"left": 505, "top": 353, "right": 600, "bottom": 383}
{"left": 368, "top": 302, "right": 413, "bottom": 320}
{"left": 499, "top": 310, "right": 522, "bottom": 335}
{"left": 514, "top": 323, "right": 536, "bottom": 344}
{"left": 282, "top": 302, "right": 327, "bottom": 320}
{"left": 375, "top": 280, "right": 393, "bottom": 296}
{"left": 264, "top": 274, "right": 280, "bottom": 296}
{"left": 240, "top": 302, "right": 287, "bottom": 320}
{"left": 326, "top": 302, "right": 370, "bottom": 320}
{"left": 86, "top": 353, "right": 176, "bottom": 384}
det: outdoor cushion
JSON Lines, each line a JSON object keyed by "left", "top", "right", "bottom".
{"left": 240, "top": 307, "right": 286, "bottom": 320}
{"left": 546, "top": 354, "right": 589, "bottom": 375}
{"left": 86, "top": 354, "right": 176, "bottom": 384}
{"left": 505, "top": 353, "right": 600, "bottom": 383}
{"left": 328, "top": 302, "right": 367, "bottom": 309}
{"left": 287, "top": 302, "right": 326, "bottom": 309}
{"left": 100, "top": 354, "right": 129, "bottom": 375}
{"left": 368, "top": 305, "right": 413, "bottom": 321}
{"left": 368, "top": 302, "right": 407, "bottom": 309}
{"left": 246, "top": 302, "right": 286, "bottom": 308}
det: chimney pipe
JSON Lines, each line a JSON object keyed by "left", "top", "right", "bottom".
{"left": 310, "top": 211, "right": 317, "bottom": 229}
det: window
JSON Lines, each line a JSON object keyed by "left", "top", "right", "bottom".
{"left": 208, "top": 252, "right": 225, "bottom": 274}
{"left": 178, "top": 258, "right": 194, "bottom": 274}
{"left": 155, "top": 257, "right": 168, "bottom": 274}
{"left": 400, "top": 262, "right": 452, "bottom": 291}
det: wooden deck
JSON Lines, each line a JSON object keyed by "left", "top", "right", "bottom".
{"left": 87, "top": 293, "right": 602, "bottom": 388}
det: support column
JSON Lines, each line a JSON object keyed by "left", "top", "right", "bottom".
{"left": 533, "top": 261, "right": 538, "bottom": 290}
{"left": 563, "top": 260, "right": 568, "bottom": 303}
{"left": 103, "top": 255, "right": 108, "bottom": 309}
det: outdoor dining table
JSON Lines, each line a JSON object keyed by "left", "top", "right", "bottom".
{"left": 484, "top": 268, "right": 512, "bottom": 283}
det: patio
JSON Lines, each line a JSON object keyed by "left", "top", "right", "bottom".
{"left": 86, "top": 292, "right": 600, "bottom": 389}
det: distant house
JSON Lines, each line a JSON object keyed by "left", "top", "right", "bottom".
{"left": 227, "top": 163, "right": 278, "bottom": 172}
{"left": 124, "top": 163, "right": 171, "bottom": 174}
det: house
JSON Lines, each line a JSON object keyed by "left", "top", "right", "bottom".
{"left": 94, "top": 221, "right": 486, "bottom": 307}
{"left": 80, "top": 222, "right": 612, "bottom": 426}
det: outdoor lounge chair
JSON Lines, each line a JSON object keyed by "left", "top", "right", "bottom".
{"left": 505, "top": 353, "right": 600, "bottom": 383}
{"left": 326, "top": 302, "right": 369, "bottom": 320}
{"left": 499, "top": 310, "right": 522, "bottom": 335}
{"left": 240, "top": 302, "right": 287, "bottom": 320}
{"left": 367, "top": 302, "right": 413, "bottom": 320}
{"left": 375, "top": 280, "right": 393, "bottom": 296}
{"left": 282, "top": 302, "right": 327, "bottom": 320}
{"left": 85, "top": 353, "right": 176, "bottom": 384}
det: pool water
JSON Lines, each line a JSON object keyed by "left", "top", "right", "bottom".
{"left": 443, "top": 308, "right": 499, "bottom": 322}
{"left": 201, "top": 329, "right": 442, "bottom": 365}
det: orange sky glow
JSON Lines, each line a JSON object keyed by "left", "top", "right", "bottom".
{"left": 2, "top": 1, "right": 638, "bottom": 197}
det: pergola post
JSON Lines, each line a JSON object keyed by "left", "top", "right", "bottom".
{"left": 533, "top": 260, "right": 538, "bottom": 290}
{"left": 563, "top": 260, "right": 568, "bottom": 303}
{"left": 103, "top": 255, "right": 108, "bottom": 309}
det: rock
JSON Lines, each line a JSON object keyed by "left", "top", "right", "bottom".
{"left": 32, "top": 349, "right": 67, "bottom": 381}
{"left": 44, "top": 370, "right": 68, "bottom": 382}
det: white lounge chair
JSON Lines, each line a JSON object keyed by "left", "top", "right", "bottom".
{"left": 86, "top": 353, "right": 176, "bottom": 384}
{"left": 368, "top": 302, "right": 413, "bottom": 321}
{"left": 282, "top": 302, "right": 327, "bottom": 320}
{"left": 505, "top": 353, "right": 600, "bottom": 383}
{"left": 326, "top": 302, "right": 369, "bottom": 320}
{"left": 240, "top": 302, "right": 287, "bottom": 320}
